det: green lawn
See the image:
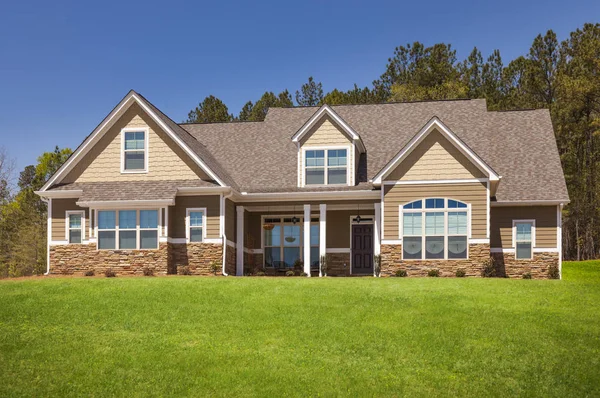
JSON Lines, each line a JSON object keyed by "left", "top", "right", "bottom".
{"left": 1, "top": 263, "right": 599, "bottom": 397}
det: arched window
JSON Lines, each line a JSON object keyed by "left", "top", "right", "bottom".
{"left": 401, "top": 198, "right": 469, "bottom": 260}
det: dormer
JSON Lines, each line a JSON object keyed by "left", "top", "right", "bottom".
{"left": 292, "top": 105, "right": 365, "bottom": 187}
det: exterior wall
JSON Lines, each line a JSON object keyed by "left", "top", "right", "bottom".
{"left": 169, "top": 195, "right": 221, "bottom": 239}
{"left": 225, "top": 198, "right": 236, "bottom": 241}
{"left": 169, "top": 243, "right": 223, "bottom": 275}
{"left": 490, "top": 205, "right": 558, "bottom": 248}
{"left": 49, "top": 243, "right": 169, "bottom": 275}
{"left": 383, "top": 182, "right": 487, "bottom": 240}
{"left": 386, "top": 129, "right": 485, "bottom": 181}
{"left": 64, "top": 102, "right": 210, "bottom": 183}
{"left": 380, "top": 243, "right": 490, "bottom": 277}
{"left": 51, "top": 198, "right": 89, "bottom": 241}
{"left": 492, "top": 252, "right": 559, "bottom": 279}
{"left": 326, "top": 210, "right": 374, "bottom": 249}
{"left": 225, "top": 243, "right": 236, "bottom": 276}
{"left": 326, "top": 253, "right": 351, "bottom": 276}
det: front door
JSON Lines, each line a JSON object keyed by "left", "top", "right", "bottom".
{"left": 352, "top": 224, "right": 373, "bottom": 275}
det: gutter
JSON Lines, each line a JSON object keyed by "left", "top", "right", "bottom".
{"left": 221, "top": 191, "right": 234, "bottom": 276}
{"left": 40, "top": 197, "right": 51, "bottom": 275}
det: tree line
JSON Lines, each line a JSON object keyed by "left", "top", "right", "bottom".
{"left": 0, "top": 23, "right": 598, "bottom": 277}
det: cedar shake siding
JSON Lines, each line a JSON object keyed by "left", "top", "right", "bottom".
{"left": 385, "top": 129, "right": 485, "bottom": 181}
{"left": 51, "top": 198, "right": 89, "bottom": 241}
{"left": 63, "top": 103, "right": 211, "bottom": 184}
{"left": 383, "top": 182, "right": 487, "bottom": 240}
{"left": 490, "top": 205, "right": 558, "bottom": 249}
{"left": 169, "top": 195, "right": 221, "bottom": 239}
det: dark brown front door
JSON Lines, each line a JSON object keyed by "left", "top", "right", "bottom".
{"left": 352, "top": 224, "right": 373, "bottom": 274}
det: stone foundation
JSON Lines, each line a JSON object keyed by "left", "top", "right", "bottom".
{"left": 492, "top": 251, "right": 559, "bottom": 279}
{"left": 326, "top": 253, "right": 351, "bottom": 276}
{"left": 49, "top": 243, "right": 169, "bottom": 275}
{"left": 225, "top": 244, "right": 236, "bottom": 276}
{"left": 170, "top": 243, "right": 224, "bottom": 276}
{"left": 380, "top": 244, "right": 490, "bottom": 277}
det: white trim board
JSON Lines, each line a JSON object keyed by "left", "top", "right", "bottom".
{"left": 372, "top": 117, "right": 500, "bottom": 184}
{"left": 383, "top": 178, "right": 488, "bottom": 185}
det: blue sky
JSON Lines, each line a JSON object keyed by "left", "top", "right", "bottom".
{"left": 0, "top": 0, "right": 598, "bottom": 173}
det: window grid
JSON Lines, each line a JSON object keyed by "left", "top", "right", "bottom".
{"left": 514, "top": 220, "right": 534, "bottom": 260}
{"left": 186, "top": 208, "right": 206, "bottom": 243}
{"left": 262, "top": 217, "right": 320, "bottom": 268}
{"left": 122, "top": 129, "right": 147, "bottom": 173}
{"left": 97, "top": 209, "right": 159, "bottom": 250}
{"left": 67, "top": 211, "right": 84, "bottom": 244}
{"left": 304, "top": 148, "right": 348, "bottom": 186}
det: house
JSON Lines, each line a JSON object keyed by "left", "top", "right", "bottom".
{"left": 35, "top": 90, "right": 569, "bottom": 278}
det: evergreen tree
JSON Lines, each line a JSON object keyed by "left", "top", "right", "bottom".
{"left": 186, "top": 95, "right": 232, "bottom": 123}
{"left": 295, "top": 76, "right": 324, "bottom": 106}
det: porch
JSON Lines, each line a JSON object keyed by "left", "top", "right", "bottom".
{"left": 234, "top": 201, "right": 381, "bottom": 276}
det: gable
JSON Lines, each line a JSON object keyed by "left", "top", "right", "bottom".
{"left": 62, "top": 102, "right": 211, "bottom": 184}
{"left": 300, "top": 116, "right": 352, "bottom": 147}
{"left": 385, "top": 129, "right": 485, "bottom": 181}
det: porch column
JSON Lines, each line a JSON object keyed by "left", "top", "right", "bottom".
{"left": 374, "top": 202, "right": 381, "bottom": 277}
{"left": 303, "top": 204, "right": 311, "bottom": 277}
{"left": 236, "top": 206, "right": 244, "bottom": 276}
{"left": 319, "top": 204, "right": 326, "bottom": 277}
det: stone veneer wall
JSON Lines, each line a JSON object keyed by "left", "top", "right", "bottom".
{"left": 50, "top": 243, "right": 169, "bottom": 275}
{"left": 380, "top": 244, "right": 490, "bottom": 277}
{"left": 492, "top": 251, "right": 559, "bottom": 279}
{"left": 327, "top": 253, "right": 351, "bottom": 276}
{"left": 225, "top": 245, "right": 236, "bottom": 276}
{"left": 169, "top": 243, "right": 223, "bottom": 275}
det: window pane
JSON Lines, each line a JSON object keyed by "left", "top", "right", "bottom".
{"left": 306, "top": 168, "right": 325, "bottom": 184}
{"left": 125, "top": 132, "right": 145, "bottom": 150}
{"left": 328, "top": 149, "right": 347, "bottom": 166}
{"left": 283, "top": 247, "right": 300, "bottom": 267}
{"left": 119, "top": 230, "right": 137, "bottom": 249}
{"left": 140, "top": 230, "right": 158, "bottom": 249}
{"left": 69, "top": 230, "right": 81, "bottom": 244}
{"left": 425, "top": 198, "right": 444, "bottom": 209}
{"left": 119, "top": 210, "right": 136, "bottom": 229}
{"left": 190, "top": 227, "right": 203, "bottom": 242}
{"left": 448, "top": 212, "right": 467, "bottom": 235}
{"left": 69, "top": 214, "right": 82, "bottom": 229}
{"left": 265, "top": 225, "right": 281, "bottom": 246}
{"left": 403, "top": 213, "right": 422, "bottom": 236}
{"left": 140, "top": 210, "right": 158, "bottom": 229}
{"left": 405, "top": 200, "right": 422, "bottom": 209}
{"left": 516, "top": 223, "right": 532, "bottom": 241}
{"left": 425, "top": 236, "right": 444, "bottom": 259}
{"left": 305, "top": 150, "right": 324, "bottom": 167}
{"left": 425, "top": 212, "right": 444, "bottom": 235}
{"left": 516, "top": 242, "right": 532, "bottom": 259}
{"left": 264, "top": 247, "right": 281, "bottom": 267}
{"left": 448, "top": 236, "right": 467, "bottom": 259}
{"left": 98, "top": 211, "right": 116, "bottom": 230}
{"left": 283, "top": 225, "right": 300, "bottom": 246}
{"left": 98, "top": 231, "right": 116, "bottom": 249}
{"left": 124, "top": 151, "right": 145, "bottom": 170}
{"left": 310, "top": 224, "right": 319, "bottom": 246}
{"left": 448, "top": 199, "right": 467, "bottom": 208}
{"left": 189, "top": 211, "right": 203, "bottom": 227}
{"left": 328, "top": 168, "right": 346, "bottom": 184}
{"left": 310, "top": 247, "right": 320, "bottom": 268}
{"left": 403, "top": 237, "right": 422, "bottom": 259}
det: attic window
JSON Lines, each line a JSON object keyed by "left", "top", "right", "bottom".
{"left": 122, "top": 128, "right": 148, "bottom": 172}
{"left": 305, "top": 148, "right": 347, "bottom": 185}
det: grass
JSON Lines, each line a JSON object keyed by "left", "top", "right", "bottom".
{"left": 1, "top": 262, "right": 599, "bottom": 397}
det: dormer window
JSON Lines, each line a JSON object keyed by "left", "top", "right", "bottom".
{"left": 122, "top": 128, "right": 148, "bottom": 173}
{"left": 305, "top": 148, "right": 347, "bottom": 185}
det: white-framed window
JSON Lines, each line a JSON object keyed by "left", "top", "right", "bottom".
{"left": 186, "top": 208, "right": 206, "bottom": 243}
{"left": 97, "top": 209, "right": 159, "bottom": 250}
{"left": 262, "top": 217, "right": 319, "bottom": 268}
{"left": 401, "top": 198, "right": 469, "bottom": 260}
{"left": 121, "top": 127, "right": 148, "bottom": 173}
{"left": 513, "top": 220, "right": 535, "bottom": 260}
{"left": 66, "top": 211, "right": 85, "bottom": 244}
{"left": 304, "top": 148, "right": 348, "bottom": 185}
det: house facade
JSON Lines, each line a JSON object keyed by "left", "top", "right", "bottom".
{"left": 36, "top": 90, "right": 569, "bottom": 278}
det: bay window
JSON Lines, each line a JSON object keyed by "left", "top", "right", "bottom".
{"left": 401, "top": 198, "right": 469, "bottom": 260}
{"left": 305, "top": 148, "right": 348, "bottom": 185}
{"left": 97, "top": 209, "right": 159, "bottom": 250}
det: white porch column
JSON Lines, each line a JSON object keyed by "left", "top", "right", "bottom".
{"left": 374, "top": 202, "right": 381, "bottom": 277}
{"left": 236, "top": 206, "right": 244, "bottom": 276}
{"left": 319, "top": 204, "right": 327, "bottom": 277}
{"left": 303, "top": 204, "right": 311, "bottom": 277}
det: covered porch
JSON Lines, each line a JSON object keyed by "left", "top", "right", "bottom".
{"left": 234, "top": 200, "right": 381, "bottom": 276}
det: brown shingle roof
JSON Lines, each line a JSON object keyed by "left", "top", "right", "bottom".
{"left": 182, "top": 99, "right": 568, "bottom": 202}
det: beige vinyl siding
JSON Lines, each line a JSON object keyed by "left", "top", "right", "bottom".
{"left": 490, "top": 206, "right": 557, "bottom": 248}
{"left": 225, "top": 199, "right": 236, "bottom": 241}
{"left": 383, "top": 182, "right": 487, "bottom": 239}
{"left": 169, "top": 195, "right": 220, "bottom": 239}
{"left": 300, "top": 117, "right": 352, "bottom": 147}
{"left": 63, "top": 103, "right": 210, "bottom": 183}
{"left": 386, "top": 129, "right": 485, "bottom": 181}
{"left": 51, "top": 198, "right": 89, "bottom": 241}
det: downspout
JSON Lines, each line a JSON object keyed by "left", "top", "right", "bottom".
{"left": 221, "top": 191, "right": 234, "bottom": 276}
{"left": 41, "top": 197, "right": 51, "bottom": 275}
